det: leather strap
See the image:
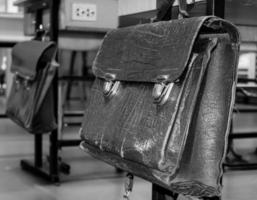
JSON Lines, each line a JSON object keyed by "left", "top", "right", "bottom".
{"left": 178, "top": 0, "right": 190, "bottom": 18}
{"left": 156, "top": 0, "right": 194, "bottom": 21}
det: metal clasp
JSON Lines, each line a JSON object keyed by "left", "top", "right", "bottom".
{"left": 153, "top": 75, "right": 174, "bottom": 105}
{"left": 123, "top": 173, "right": 134, "bottom": 200}
{"left": 14, "top": 72, "right": 32, "bottom": 90}
{"left": 103, "top": 73, "right": 120, "bottom": 98}
{"left": 153, "top": 82, "right": 174, "bottom": 105}
{"left": 23, "top": 76, "right": 32, "bottom": 90}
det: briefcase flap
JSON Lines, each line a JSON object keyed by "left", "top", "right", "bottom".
{"left": 11, "top": 41, "right": 56, "bottom": 80}
{"left": 93, "top": 16, "right": 239, "bottom": 83}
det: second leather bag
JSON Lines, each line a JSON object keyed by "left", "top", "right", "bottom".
{"left": 6, "top": 41, "right": 58, "bottom": 134}
{"left": 80, "top": 16, "right": 240, "bottom": 198}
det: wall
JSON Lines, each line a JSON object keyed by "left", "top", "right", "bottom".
{"left": 0, "top": 15, "right": 24, "bottom": 37}
{"left": 59, "top": 0, "right": 119, "bottom": 30}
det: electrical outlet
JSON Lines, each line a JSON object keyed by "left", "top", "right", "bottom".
{"left": 72, "top": 3, "right": 97, "bottom": 21}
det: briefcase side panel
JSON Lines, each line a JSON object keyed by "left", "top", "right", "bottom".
{"left": 170, "top": 35, "right": 239, "bottom": 195}
{"left": 161, "top": 38, "right": 218, "bottom": 173}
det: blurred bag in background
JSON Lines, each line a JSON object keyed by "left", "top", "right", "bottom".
{"left": 6, "top": 41, "right": 58, "bottom": 134}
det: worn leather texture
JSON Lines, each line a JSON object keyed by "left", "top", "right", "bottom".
{"left": 6, "top": 41, "right": 57, "bottom": 134}
{"left": 80, "top": 17, "right": 240, "bottom": 197}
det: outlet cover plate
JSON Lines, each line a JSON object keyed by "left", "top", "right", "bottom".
{"left": 72, "top": 3, "right": 97, "bottom": 21}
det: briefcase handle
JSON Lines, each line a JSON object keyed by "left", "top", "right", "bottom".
{"left": 178, "top": 0, "right": 195, "bottom": 19}
{"left": 154, "top": 0, "right": 194, "bottom": 22}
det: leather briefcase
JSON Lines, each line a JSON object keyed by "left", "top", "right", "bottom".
{"left": 6, "top": 41, "right": 58, "bottom": 134}
{"left": 80, "top": 16, "right": 240, "bottom": 198}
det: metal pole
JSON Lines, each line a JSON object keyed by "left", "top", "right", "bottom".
{"left": 48, "top": 0, "right": 60, "bottom": 181}
{"left": 206, "top": 0, "right": 225, "bottom": 18}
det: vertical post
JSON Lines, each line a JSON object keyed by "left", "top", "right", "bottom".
{"left": 34, "top": 134, "right": 43, "bottom": 167}
{"left": 206, "top": 0, "right": 225, "bottom": 18}
{"left": 49, "top": 130, "right": 59, "bottom": 181}
{"left": 48, "top": 0, "right": 60, "bottom": 181}
{"left": 49, "top": 0, "right": 60, "bottom": 43}
{"left": 34, "top": 8, "right": 44, "bottom": 168}
{"left": 35, "top": 9, "right": 43, "bottom": 31}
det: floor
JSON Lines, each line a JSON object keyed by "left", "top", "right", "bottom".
{"left": 0, "top": 97, "right": 257, "bottom": 200}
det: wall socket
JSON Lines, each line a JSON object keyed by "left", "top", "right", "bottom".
{"left": 71, "top": 3, "right": 97, "bottom": 21}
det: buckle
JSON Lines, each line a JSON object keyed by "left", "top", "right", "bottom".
{"left": 152, "top": 75, "right": 174, "bottom": 105}
{"left": 152, "top": 82, "right": 174, "bottom": 105}
{"left": 103, "top": 73, "right": 120, "bottom": 98}
{"left": 103, "top": 81, "right": 120, "bottom": 97}
{"left": 14, "top": 72, "right": 32, "bottom": 90}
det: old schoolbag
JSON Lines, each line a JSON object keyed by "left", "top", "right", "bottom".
{"left": 6, "top": 41, "right": 58, "bottom": 134}
{"left": 80, "top": 16, "right": 240, "bottom": 197}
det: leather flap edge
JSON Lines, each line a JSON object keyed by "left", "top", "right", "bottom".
{"left": 11, "top": 40, "right": 56, "bottom": 80}
{"left": 92, "top": 16, "right": 239, "bottom": 83}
